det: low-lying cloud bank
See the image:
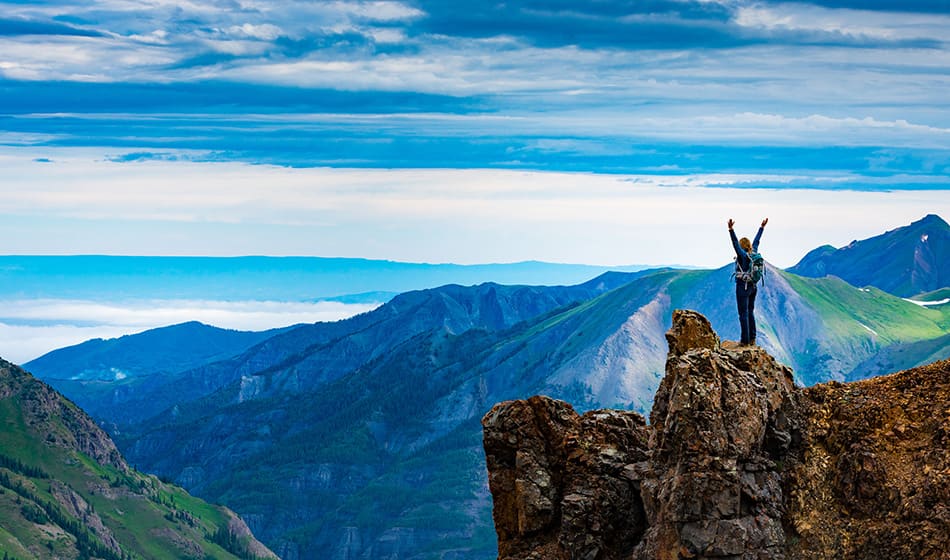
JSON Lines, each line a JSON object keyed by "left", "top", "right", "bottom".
{"left": 0, "top": 298, "right": 381, "bottom": 364}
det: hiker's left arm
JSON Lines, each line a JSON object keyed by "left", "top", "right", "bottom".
{"left": 753, "top": 218, "right": 767, "bottom": 251}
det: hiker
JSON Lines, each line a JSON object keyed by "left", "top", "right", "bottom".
{"left": 728, "top": 217, "right": 767, "bottom": 345}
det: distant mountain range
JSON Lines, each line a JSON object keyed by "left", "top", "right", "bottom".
{"left": 0, "top": 358, "right": 276, "bottom": 560}
{"left": 0, "top": 255, "right": 651, "bottom": 302}
{"left": 29, "top": 271, "right": 657, "bottom": 427}
{"left": 20, "top": 215, "right": 950, "bottom": 559}
{"left": 789, "top": 213, "right": 949, "bottom": 297}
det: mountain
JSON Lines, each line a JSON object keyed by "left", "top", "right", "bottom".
{"left": 23, "top": 322, "right": 295, "bottom": 423}
{"left": 0, "top": 357, "right": 276, "bottom": 560}
{"left": 788, "top": 214, "right": 950, "bottom": 297}
{"left": 483, "top": 310, "right": 950, "bottom": 560}
{"left": 35, "top": 271, "right": 653, "bottom": 428}
{"left": 90, "top": 266, "right": 949, "bottom": 559}
{"left": 25, "top": 321, "right": 292, "bottom": 382}
{"left": 25, "top": 217, "right": 950, "bottom": 559}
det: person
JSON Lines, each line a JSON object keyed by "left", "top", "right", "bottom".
{"left": 728, "top": 217, "right": 767, "bottom": 345}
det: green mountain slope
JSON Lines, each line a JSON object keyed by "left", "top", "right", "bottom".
{"left": 0, "top": 358, "right": 276, "bottom": 560}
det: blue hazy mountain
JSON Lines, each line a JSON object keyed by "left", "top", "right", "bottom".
{"left": 27, "top": 271, "right": 657, "bottom": 427}
{"left": 0, "top": 255, "right": 651, "bottom": 301}
{"left": 788, "top": 214, "right": 949, "bottom": 297}
{"left": 25, "top": 321, "right": 293, "bottom": 382}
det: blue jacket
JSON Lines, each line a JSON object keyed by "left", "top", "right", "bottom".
{"left": 730, "top": 226, "right": 764, "bottom": 278}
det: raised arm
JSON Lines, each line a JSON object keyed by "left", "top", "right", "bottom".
{"left": 752, "top": 218, "right": 768, "bottom": 251}
{"left": 728, "top": 219, "right": 743, "bottom": 257}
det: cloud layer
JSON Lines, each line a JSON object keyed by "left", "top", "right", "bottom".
{"left": 0, "top": 0, "right": 947, "bottom": 174}
{"left": 0, "top": 298, "right": 379, "bottom": 363}
{"left": 0, "top": 1, "right": 946, "bottom": 262}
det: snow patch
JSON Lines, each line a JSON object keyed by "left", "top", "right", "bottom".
{"left": 858, "top": 322, "right": 878, "bottom": 336}
{"left": 904, "top": 298, "right": 950, "bottom": 307}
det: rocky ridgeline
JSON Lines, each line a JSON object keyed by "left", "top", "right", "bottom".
{"left": 483, "top": 310, "right": 950, "bottom": 560}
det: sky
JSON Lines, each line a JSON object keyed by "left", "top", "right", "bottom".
{"left": 1, "top": 0, "right": 949, "bottom": 268}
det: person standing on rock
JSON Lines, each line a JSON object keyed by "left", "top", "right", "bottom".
{"left": 728, "top": 217, "right": 767, "bottom": 346}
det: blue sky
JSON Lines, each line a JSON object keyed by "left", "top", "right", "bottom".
{"left": 1, "top": 0, "right": 949, "bottom": 265}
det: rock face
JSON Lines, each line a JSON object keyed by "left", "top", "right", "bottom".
{"left": 483, "top": 396, "right": 650, "bottom": 560}
{"left": 785, "top": 360, "right": 950, "bottom": 559}
{"left": 483, "top": 309, "right": 950, "bottom": 560}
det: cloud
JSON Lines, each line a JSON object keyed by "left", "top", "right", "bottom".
{"left": 226, "top": 23, "right": 283, "bottom": 41}
{"left": 0, "top": 1, "right": 946, "bottom": 224}
{"left": 0, "top": 298, "right": 380, "bottom": 363}
{"left": 783, "top": 1, "right": 950, "bottom": 14}
{"left": 733, "top": 3, "right": 950, "bottom": 46}
{"left": 408, "top": 0, "right": 744, "bottom": 49}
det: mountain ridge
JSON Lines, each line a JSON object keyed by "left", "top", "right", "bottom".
{"left": 0, "top": 357, "right": 277, "bottom": 560}
{"left": 37, "top": 271, "right": 651, "bottom": 428}
{"left": 789, "top": 213, "right": 949, "bottom": 297}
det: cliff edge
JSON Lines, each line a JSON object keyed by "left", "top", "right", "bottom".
{"left": 483, "top": 310, "right": 949, "bottom": 560}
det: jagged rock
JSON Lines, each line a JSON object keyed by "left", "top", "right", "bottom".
{"left": 484, "top": 310, "right": 950, "bottom": 560}
{"left": 664, "top": 309, "right": 721, "bottom": 356}
{"left": 482, "top": 396, "right": 650, "bottom": 559}
{"left": 636, "top": 309, "right": 797, "bottom": 559}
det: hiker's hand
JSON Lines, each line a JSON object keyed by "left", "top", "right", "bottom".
{"left": 761, "top": 218, "right": 769, "bottom": 228}
{"left": 728, "top": 219, "right": 735, "bottom": 230}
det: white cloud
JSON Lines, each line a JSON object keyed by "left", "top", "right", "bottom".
{"left": 0, "top": 298, "right": 380, "bottom": 364}
{"left": 326, "top": 1, "right": 425, "bottom": 22}
{"left": 0, "top": 36, "right": 179, "bottom": 83}
{"left": 735, "top": 3, "right": 950, "bottom": 43}
{"left": 227, "top": 23, "right": 283, "bottom": 40}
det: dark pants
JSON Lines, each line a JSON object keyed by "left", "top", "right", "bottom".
{"left": 736, "top": 282, "right": 758, "bottom": 344}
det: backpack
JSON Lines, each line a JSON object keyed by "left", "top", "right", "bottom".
{"left": 735, "top": 251, "right": 766, "bottom": 285}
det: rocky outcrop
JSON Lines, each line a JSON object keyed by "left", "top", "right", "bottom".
{"left": 1, "top": 357, "right": 127, "bottom": 470}
{"left": 785, "top": 360, "right": 950, "bottom": 559}
{"left": 483, "top": 396, "right": 650, "bottom": 560}
{"left": 483, "top": 309, "right": 950, "bottom": 560}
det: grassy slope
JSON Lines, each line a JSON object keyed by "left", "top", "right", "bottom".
{"left": 782, "top": 273, "right": 949, "bottom": 342}
{"left": 910, "top": 287, "right": 950, "bottom": 302}
{"left": 768, "top": 272, "right": 949, "bottom": 382}
{"left": 0, "top": 363, "right": 270, "bottom": 560}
